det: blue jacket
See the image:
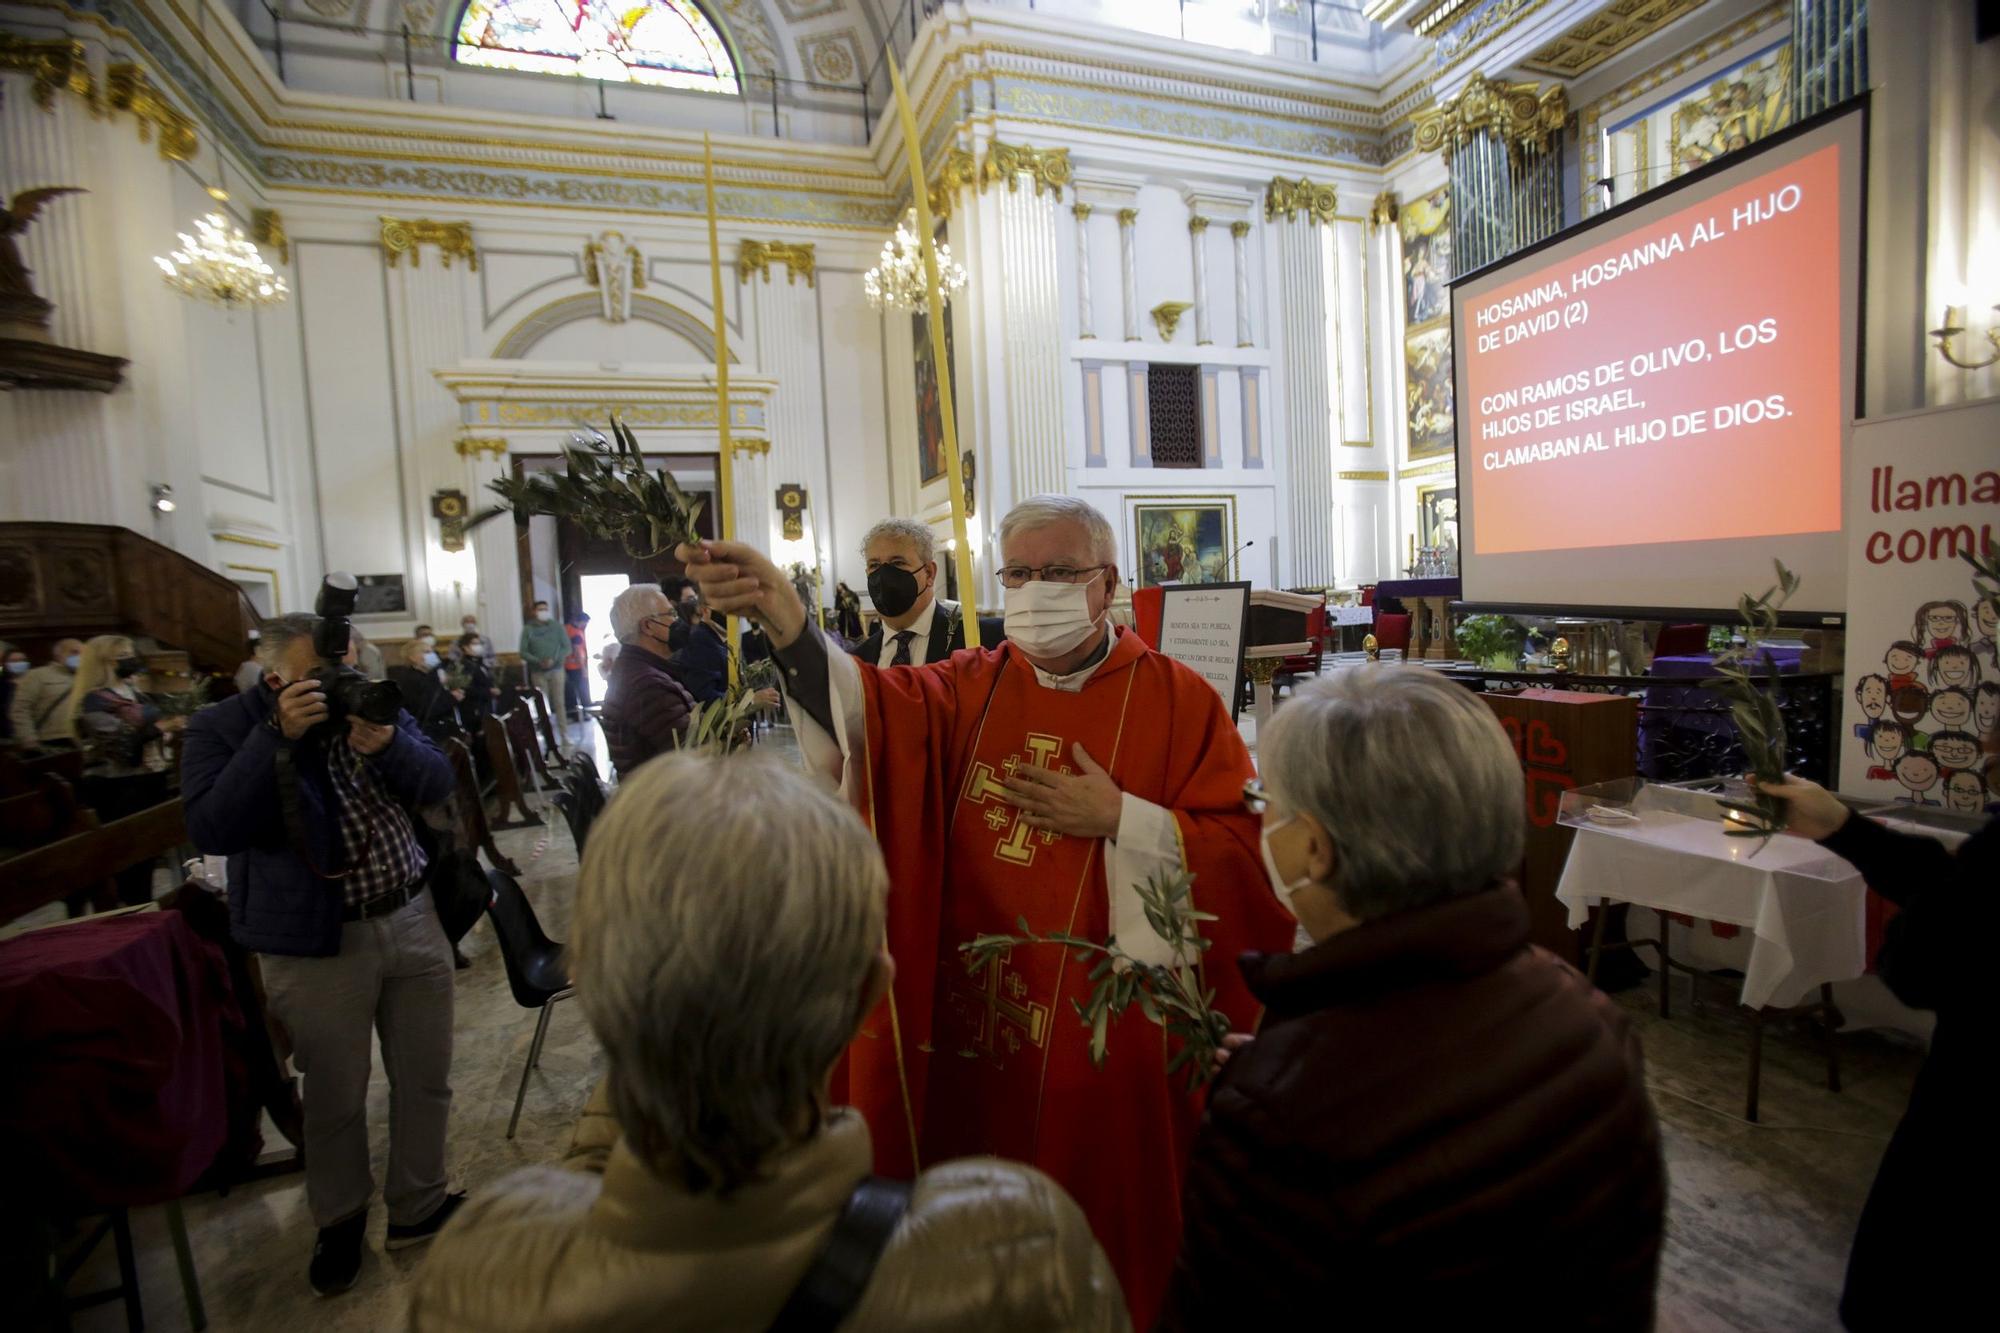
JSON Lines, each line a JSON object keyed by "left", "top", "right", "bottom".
{"left": 665, "top": 620, "right": 730, "bottom": 704}
{"left": 181, "top": 684, "right": 456, "bottom": 958}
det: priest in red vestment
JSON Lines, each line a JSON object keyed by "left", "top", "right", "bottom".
{"left": 677, "top": 495, "right": 1295, "bottom": 1328}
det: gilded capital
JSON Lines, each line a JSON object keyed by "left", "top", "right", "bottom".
{"left": 1265, "top": 176, "right": 1338, "bottom": 225}
{"left": 455, "top": 436, "right": 508, "bottom": 460}
{"left": 1411, "top": 72, "right": 1568, "bottom": 155}
{"left": 106, "top": 64, "right": 197, "bottom": 161}
{"left": 979, "top": 143, "right": 1073, "bottom": 200}
{"left": 251, "top": 209, "right": 290, "bottom": 264}
{"left": 1369, "top": 190, "right": 1400, "bottom": 230}
{"left": 1188, "top": 216, "right": 1210, "bottom": 235}
{"left": 380, "top": 217, "right": 479, "bottom": 271}
{"left": 1229, "top": 220, "right": 1252, "bottom": 239}
{"left": 0, "top": 36, "right": 95, "bottom": 110}
{"left": 928, "top": 148, "right": 977, "bottom": 220}
{"left": 1072, "top": 202, "right": 1093, "bottom": 221}
{"left": 736, "top": 239, "right": 816, "bottom": 288}
{"left": 1117, "top": 207, "right": 1139, "bottom": 226}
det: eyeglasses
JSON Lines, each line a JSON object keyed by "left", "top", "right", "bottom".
{"left": 996, "top": 562, "right": 1109, "bottom": 589}
{"left": 1242, "top": 779, "right": 1270, "bottom": 815}
{"left": 864, "top": 557, "right": 923, "bottom": 574}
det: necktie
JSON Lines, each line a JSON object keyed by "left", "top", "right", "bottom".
{"left": 890, "top": 630, "right": 916, "bottom": 667}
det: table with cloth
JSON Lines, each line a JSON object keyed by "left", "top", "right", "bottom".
{"left": 1638, "top": 649, "right": 1804, "bottom": 780}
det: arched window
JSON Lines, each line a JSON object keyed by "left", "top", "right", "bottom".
{"left": 454, "top": 0, "right": 739, "bottom": 94}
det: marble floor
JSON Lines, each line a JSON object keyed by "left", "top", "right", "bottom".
{"left": 53, "top": 721, "right": 1920, "bottom": 1332}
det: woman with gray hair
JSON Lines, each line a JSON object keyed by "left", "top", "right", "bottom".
{"left": 411, "top": 751, "right": 1129, "bottom": 1332}
{"left": 1161, "top": 667, "right": 1664, "bottom": 1332}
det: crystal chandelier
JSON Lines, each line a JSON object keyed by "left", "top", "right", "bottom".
{"left": 864, "top": 208, "right": 968, "bottom": 312}
{"left": 155, "top": 188, "right": 288, "bottom": 309}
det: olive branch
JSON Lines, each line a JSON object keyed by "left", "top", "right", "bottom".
{"left": 1964, "top": 536, "right": 2000, "bottom": 622}
{"left": 1707, "top": 560, "right": 1800, "bottom": 850}
{"left": 464, "top": 418, "right": 705, "bottom": 559}
{"left": 958, "top": 868, "right": 1229, "bottom": 1091}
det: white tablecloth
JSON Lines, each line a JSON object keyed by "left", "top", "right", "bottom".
{"left": 1327, "top": 605, "right": 1374, "bottom": 626}
{"left": 1555, "top": 812, "right": 1867, "bottom": 1010}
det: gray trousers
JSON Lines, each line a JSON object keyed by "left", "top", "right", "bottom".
{"left": 531, "top": 667, "right": 568, "bottom": 746}
{"left": 261, "top": 889, "right": 455, "bottom": 1229}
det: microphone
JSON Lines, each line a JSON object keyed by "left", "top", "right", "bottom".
{"left": 1224, "top": 539, "right": 1255, "bottom": 580}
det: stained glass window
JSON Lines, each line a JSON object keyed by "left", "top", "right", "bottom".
{"left": 454, "top": 0, "right": 739, "bottom": 94}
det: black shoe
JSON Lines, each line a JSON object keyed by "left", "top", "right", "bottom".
{"left": 384, "top": 1191, "right": 467, "bottom": 1251}
{"left": 308, "top": 1210, "right": 367, "bottom": 1296}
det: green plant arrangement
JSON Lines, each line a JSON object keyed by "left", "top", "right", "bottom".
{"left": 1455, "top": 614, "right": 1524, "bottom": 668}
{"left": 959, "top": 868, "right": 1228, "bottom": 1091}
{"left": 465, "top": 418, "right": 705, "bottom": 559}
{"left": 674, "top": 687, "right": 764, "bottom": 756}
{"left": 148, "top": 677, "right": 211, "bottom": 718}
{"left": 1709, "top": 560, "right": 1800, "bottom": 850}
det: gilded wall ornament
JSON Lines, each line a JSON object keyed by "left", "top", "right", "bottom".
{"left": 1188, "top": 216, "right": 1210, "bottom": 234}
{"left": 736, "top": 239, "right": 817, "bottom": 288}
{"left": 0, "top": 36, "right": 94, "bottom": 110}
{"left": 928, "top": 148, "right": 978, "bottom": 220}
{"left": 1369, "top": 190, "right": 1400, "bottom": 230}
{"left": 1073, "top": 202, "right": 1093, "bottom": 220}
{"left": 1229, "top": 220, "right": 1251, "bottom": 238}
{"left": 979, "top": 143, "right": 1072, "bottom": 200}
{"left": 1150, "top": 300, "right": 1193, "bottom": 341}
{"left": 1264, "top": 176, "right": 1338, "bottom": 225}
{"left": 583, "top": 231, "right": 644, "bottom": 321}
{"left": 106, "top": 64, "right": 197, "bottom": 161}
{"left": 798, "top": 31, "right": 860, "bottom": 84}
{"left": 251, "top": 209, "right": 290, "bottom": 264}
{"left": 1412, "top": 72, "right": 1568, "bottom": 155}
{"left": 454, "top": 436, "right": 508, "bottom": 460}
{"left": 380, "top": 216, "right": 478, "bottom": 270}
{"left": 1117, "top": 208, "right": 1139, "bottom": 226}
{"left": 1520, "top": 0, "right": 1706, "bottom": 78}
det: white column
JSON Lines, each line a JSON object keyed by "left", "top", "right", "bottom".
{"left": 1118, "top": 208, "right": 1140, "bottom": 341}
{"left": 388, "top": 253, "right": 479, "bottom": 634}
{"left": 753, "top": 268, "right": 830, "bottom": 560}
{"left": 1231, "top": 221, "right": 1253, "bottom": 347}
{"left": 1072, "top": 203, "right": 1095, "bottom": 339}
{"left": 1189, "top": 216, "right": 1212, "bottom": 345}
{"left": 731, "top": 441, "right": 772, "bottom": 566}
{"left": 996, "top": 178, "right": 1066, "bottom": 501}
{"left": 1274, "top": 213, "right": 1337, "bottom": 586}
{"left": 464, "top": 442, "right": 518, "bottom": 638}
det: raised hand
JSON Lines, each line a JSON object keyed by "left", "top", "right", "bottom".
{"left": 672, "top": 539, "right": 808, "bottom": 648}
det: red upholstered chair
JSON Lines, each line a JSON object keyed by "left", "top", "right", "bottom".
{"left": 1275, "top": 604, "right": 1329, "bottom": 698}
{"left": 1358, "top": 585, "right": 1377, "bottom": 608}
{"left": 1372, "top": 612, "right": 1411, "bottom": 654}
{"left": 1653, "top": 623, "right": 1710, "bottom": 657}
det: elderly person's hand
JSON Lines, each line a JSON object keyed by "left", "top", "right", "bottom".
{"left": 1004, "top": 743, "right": 1123, "bottom": 841}
{"left": 1755, "top": 773, "right": 1851, "bottom": 840}
{"left": 753, "top": 687, "right": 781, "bottom": 710}
{"left": 347, "top": 716, "right": 395, "bottom": 756}
{"left": 1210, "top": 1032, "right": 1253, "bottom": 1076}
{"left": 672, "top": 540, "right": 808, "bottom": 649}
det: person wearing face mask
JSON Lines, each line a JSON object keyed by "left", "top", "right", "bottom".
{"left": 675, "top": 494, "right": 1294, "bottom": 1330}
{"left": 451, "top": 631, "right": 500, "bottom": 733}
{"left": 59, "top": 635, "right": 178, "bottom": 909}
{"left": 0, "top": 643, "right": 27, "bottom": 741}
{"left": 599, "top": 584, "right": 696, "bottom": 780}
{"left": 9, "top": 636, "right": 86, "bottom": 744}
{"left": 849, "top": 518, "right": 1006, "bottom": 668}
{"left": 519, "top": 600, "right": 571, "bottom": 742}
{"left": 1159, "top": 668, "right": 1664, "bottom": 1332}
{"left": 390, "top": 639, "right": 464, "bottom": 740}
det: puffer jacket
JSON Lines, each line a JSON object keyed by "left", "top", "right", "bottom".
{"left": 409, "top": 1084, "right": 1129, "bottom": 1332}
{"left": 1161, "top": 886, "right": 1664, "bottom": 1332}
{"left": 600, "top": 643, "right": 694, "bottom": 779}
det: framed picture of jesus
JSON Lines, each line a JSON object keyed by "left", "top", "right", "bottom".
{"left": 1128, "top": 495, "right": 1237, "bottom": 590}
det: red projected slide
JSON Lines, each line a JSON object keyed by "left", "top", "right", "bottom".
{"left": 1460, "top": 142, "right": 1843, "bottom": 556}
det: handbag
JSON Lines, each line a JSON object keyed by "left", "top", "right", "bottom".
{"left": 765, "top": 1175, "right": 913, "bottom": 1333}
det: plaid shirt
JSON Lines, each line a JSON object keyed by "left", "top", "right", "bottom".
{"left": 325, "top": 735, "right": 427, "bottom": 909}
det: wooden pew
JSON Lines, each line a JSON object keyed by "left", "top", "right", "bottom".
{"left": 481, "top": 716, "right": 537, "bottom": 829}
{"left": 442, "top": 736, "right": 520, "bottom": 874}
{"left": 520, "top": 686, "right": 563, "bottom": 763}
{"left": 502, "top": 706, "right": 554, "bottom": 787}
{"left": 0, "top": 775, "right": 92, "bottom": 853}
{"left": 0, "top": 799, "right": 185, "bottom": 925}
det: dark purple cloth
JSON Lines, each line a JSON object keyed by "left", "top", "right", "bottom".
{"left": 1372, "top": 577, "right": 1461, "bottom": 619}
{"left": 1638, "top": 649, "right": 1805, "bottom": 777}
{"left": 0, "top": 912, "right": 241, "bottom": 1210}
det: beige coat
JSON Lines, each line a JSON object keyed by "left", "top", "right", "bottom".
{"left": 8, "top": 662, "right": 76, "bottom": 742}
{"left": 409, "top": 1091, "right": 1129, "bottom": 1332}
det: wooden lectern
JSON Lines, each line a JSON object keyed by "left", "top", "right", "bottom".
{"left": 1481, "top": 688, "right": 1638, "bottom": 965}
{"left": 1243, "top": 589, "right": 1315, "bottom": 735}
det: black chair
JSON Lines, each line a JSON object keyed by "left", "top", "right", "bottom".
{"left": 556, "top": 753, "right": 606, "bottom": 855}
{"left": 486, "top": 870, "right": 576, "bottom": 1138}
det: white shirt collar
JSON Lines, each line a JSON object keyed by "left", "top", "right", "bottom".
{"left": 879, "top": 596, "right": 940, "bottom": 666}
{"left": 1027, "top": 627, "right": 1114, "bottom": 693}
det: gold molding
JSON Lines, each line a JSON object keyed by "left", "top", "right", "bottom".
{"left": 1402, "top": 457, "right": 1457, "bottom": 477}
{"left": 1337, "top": 470, "right": 1390, "bottom": 481}
{"left": 1229, "top": 220, "right": 1251, "bottom": 238}
{"left": 380, "top": 217, "right": 478, "bottom": 270}
{"left": 1150, "top": 300, "right": 1193, "bottom": 341}
{"left": 455, "top": 436, "right": 508, "bottom": 460}
{"left": 1188, "top": 215, "right": 1210, "bottom": 234}
{"left": 1265, "top": 176, "right": 1338, "bottom": 225}
{"left": 736, "top": 239, "right": 816, "bottom": 287}
{"left": 1072, "top": 202, "right": 1093, "bottom": 221}
{"left": 978, "top": 143, "right": 1072, "bottom": 200}
{"left": 1521, "top": 0, "right": 1709, "bottom": 79}
{"left": 250, "top": 208, "right": 289, "bottom": 264}
{"left": 732, "top": 438, "right": 772, "bottom": 457}
{"left": 0, "top": 35, "right": 95, "bottom": 109}
{"left": 105, "top": 63, "right": 196, "bottom": 161}
{"left": 927, "top": 147, "right": 977, "bottom": 220}
{"left": 224, "top": 562, "right": 282, "bottom": 608}
{"left": 1117, "top": 207, "right": 1139, "bottom": 226}
{"left": 1369, "top": 190, "right": 1400, "bottom": 230}
{"left": 212, "top": 531, "right": 282, "bottom": 550}
{"left": 1413, "top": 73, "right": 1568, "bottom": 155}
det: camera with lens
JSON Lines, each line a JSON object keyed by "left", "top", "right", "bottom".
{"left": 314, "top": 572, "right": 402, "bottom": 727}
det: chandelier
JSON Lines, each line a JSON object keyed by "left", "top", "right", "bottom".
{"left": 864, "top": 208, "right": 968, "bottom": 312}
{"left": 155, "top": 190, "right": 288, "bottom": 309}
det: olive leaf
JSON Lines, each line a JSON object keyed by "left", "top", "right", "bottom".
{"left": 955, "top": 868, "right": 1229, "bottom": 1091}
{"left": 1703, "top": 560, "right": 1800, "bottom": 852}
{"left": 463, "top": 417, "right": 705, "bottom": 559}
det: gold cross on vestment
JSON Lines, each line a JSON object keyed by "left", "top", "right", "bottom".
{"left": 953, "top": 946, "right": 1051, "bottom": 1063}
{"left": 962, "top": 732, "right": 1068, "bottom": 865}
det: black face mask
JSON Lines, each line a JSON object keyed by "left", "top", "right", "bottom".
{"left": 868, "top": 564, "right": 925, "bottom": 619}
{"left": 115, "top": 657, "right": 144, "bottom": 678}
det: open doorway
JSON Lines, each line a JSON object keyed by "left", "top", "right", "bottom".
{"left": 578, "top": 573, "right": 630, "bottom": 668}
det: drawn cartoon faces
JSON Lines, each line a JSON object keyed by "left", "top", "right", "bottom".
{"left": 1976, "top": 683, "right": 2000, "bottom": 738}
{"left": 1893, "top": 751, "right": 1941, "bottom": 803}
{"left": 1929, "top": 731, "right": 1981, "bottom": 773}
{"left": 1944, "top": 770, "right": 1984, "bottom": 812}
{"left": 1868, "top": 719, "right": 1909, "bottom": 767}
{"left": 1884, "top": 641, "right": 1922, "bottom": 681}
{"left": 1913, "top": 599, "right": 1969, "bottom": 650}
{"left": 1889, "top": 683, "right": 1933, "bottom": 730}
{"left": 1852, "top": 673, "right": 1888, "bottom": 720}
{"left": 1930, "top": 687, "right": 1974, "bottom": 733}
{"left": 1928, "top": 645, "right": 1981, "bottom": 691}
{"left": 1974, "top": 598, "right": 1998, "bottom": 649}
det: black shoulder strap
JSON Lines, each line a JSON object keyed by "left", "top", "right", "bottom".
{"left": 766, "top": 1175, "right": 913, "bottom": 1333}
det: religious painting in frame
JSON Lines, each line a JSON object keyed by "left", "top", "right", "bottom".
{"left": 911, "top": 223, "right": 957, "bottom": 486}
{"left": 1128, "top": 495, "right": 1237, "bottom": 590}
{"left": 1403, "top": 324, "right": 1455, "bottom": 462}
{"left": 1400, "top": 187, "right": 1451, "bottom": 327}
{"left": 1415, "top": 481, "right": 1460, "bottom": 561}
{"left": 1669, "top": 43, "right": 1794, "bottom": 179}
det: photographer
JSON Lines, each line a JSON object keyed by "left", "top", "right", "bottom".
{"left": 182, "top": 608, "right": 463, "bottom": 1297}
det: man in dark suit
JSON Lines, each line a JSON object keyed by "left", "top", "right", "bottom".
{"left": 850, "top": 518, "right": 1003, "bottom": 667}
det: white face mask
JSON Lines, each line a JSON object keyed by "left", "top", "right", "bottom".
{"left": 1258, "top": 816, "right": 1314, "bottom": 920}
{"left": 422, "top": 650, "right": 441, "bottom": 669}
{"left": 64, "top": 654, "right": 81, "bottom": 671}
{"left": 1003, "top": 572, "right": 1107, "bottom": 661}
{"left": 466, "top": 642, "right": 486, "bottom": 658}
{"left": 535, "top": 610, "right": 552, "bottom": 622}
{"left": 6, "top": 660, "right": 26, "bottom": 675}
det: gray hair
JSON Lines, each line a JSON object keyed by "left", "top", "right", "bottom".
{"left": 1261, "top": 667, "right": 1524, "bottom": 921}
{"left": 254, "top": 613, "right": 319, "bottom": 671}
{"left": 609, "top": 584, "right": 671, "bottom": 645}
{"left": 861, "top": 517, "right": 934, "bottom": 566}
{"left": 571, "top": 751, "right": 888, "bottom": 1194}
{"left": 998, "top": 494, "right": 1115, "bottom": 564}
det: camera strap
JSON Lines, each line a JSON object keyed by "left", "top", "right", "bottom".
{"left": 274, "top": 736, "right": 347, "bottom": 882}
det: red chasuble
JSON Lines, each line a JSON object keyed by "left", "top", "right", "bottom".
{"left": 835, "top": 627, "right": 1295, "bottom": 1328}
